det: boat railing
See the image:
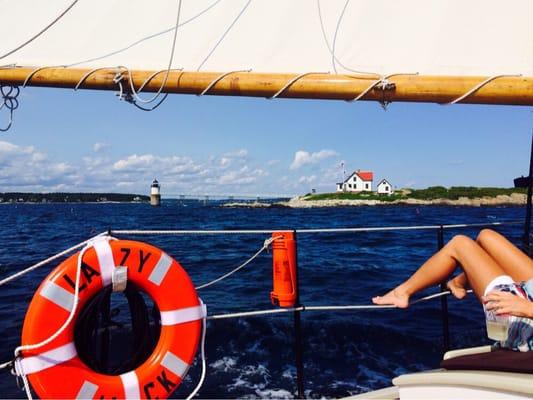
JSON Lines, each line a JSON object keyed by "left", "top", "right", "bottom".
{"left": 110, "top": 220, "right": 525, "bottom": 398}
{"left": 0, "top": 220, "right": 526, "bottom": 398}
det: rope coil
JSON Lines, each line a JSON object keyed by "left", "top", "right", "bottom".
{"left": 0, "top": 86, "right": 20, "bottom": 132}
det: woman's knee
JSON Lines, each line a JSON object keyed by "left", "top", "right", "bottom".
{"left": 449, "top": 234, "right": 475, "bottom": 247}
{"left": 447, "top": 234, "right": 476, "bottom": 256}
{"left": 476, "top": 229, "right": 500, "bottom": 247}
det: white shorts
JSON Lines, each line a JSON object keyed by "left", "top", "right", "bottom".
{"left": 484, "top": 275, "right": 514, "bottom": 296}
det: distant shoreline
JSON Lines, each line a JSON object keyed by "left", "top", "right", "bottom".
{"left": 0, "top": 192, "right": 149, "bottom": 203}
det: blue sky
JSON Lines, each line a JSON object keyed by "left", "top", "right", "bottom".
{"left": 0, "top": 87, "right": 531, "bottom": 196}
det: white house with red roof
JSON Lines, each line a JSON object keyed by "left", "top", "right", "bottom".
{"left": 336, "top": 169, "right": 374, "bottom": 192}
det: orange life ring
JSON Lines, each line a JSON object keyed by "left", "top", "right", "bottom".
{"left": 18, "top": 237, "right": 204, "bottom": 399}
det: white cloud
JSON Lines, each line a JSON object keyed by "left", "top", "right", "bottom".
{"left": 224, "top": 149, "right": 248, "bottom": 158}
{"left": 0, "top": 141, "right": 78, "bottom": 191}
{"left": 208, "top": 149, "right": 251, "bottom": 171}
{"left": 298, "top": 175, "right": 316, "bottom": 184}
{"left": 0, "top": 141, "right": 281, "bottom": 195}
{"left": 113, "top": 154, "right": 155, "bottom": 171}
{"left": 290, "top": 149, "right": 337, "bottom": 170}
{"left": 0, "top": 140, "right": 354, "bottom": 196}
{"left": 93, "top": 142, "right": 109, "bottom": 152}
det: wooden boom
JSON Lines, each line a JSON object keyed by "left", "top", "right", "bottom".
{"left": 0, "top": 67, "right": 532, "bottom": 105}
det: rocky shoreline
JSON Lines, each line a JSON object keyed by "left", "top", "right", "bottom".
{"left": 222, "top": 193, "right": 527, "bottom": 208}
{"left": 284, "top": 193, "right": 526, "bottom": 208}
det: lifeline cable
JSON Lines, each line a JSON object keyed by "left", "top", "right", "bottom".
{"left": 0, "top": 232, "right": 108, "bottom": 287}
{"left": 206, "top": 289, "right": 475, "bottom": 320}
{"left": 0, "top": 222, "right": 518, "bottom": 287}
{"left": 110, "top": 221, "right": 517, "bottom": 236}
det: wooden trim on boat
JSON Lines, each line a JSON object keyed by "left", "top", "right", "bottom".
{"left": 1, "top": 67, "right": 532, "bottom": 105}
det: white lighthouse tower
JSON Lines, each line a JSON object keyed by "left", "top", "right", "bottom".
{"left": 150, "top": 178, "right": 161, "bottom": 206}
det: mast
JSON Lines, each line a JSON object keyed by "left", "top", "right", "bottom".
{"left": 1, "top": 68, "right": 532, "bottom": 105}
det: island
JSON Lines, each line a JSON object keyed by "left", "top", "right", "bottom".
{"left": 0, "top": 192, "right": 149, "bottom": 203}
{"left": 222, "top": 187, "right": 528, "bottom": 208}
{"left": 287, "top": 187, "right": 527, "bottom": 207}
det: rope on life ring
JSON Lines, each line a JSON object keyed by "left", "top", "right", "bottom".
{"left": 16, "top": 236, "right": 205, "bottom": 399}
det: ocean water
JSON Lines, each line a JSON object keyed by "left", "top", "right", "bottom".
{"left": 0, "top": 201, "right": 526, "bottom": 398}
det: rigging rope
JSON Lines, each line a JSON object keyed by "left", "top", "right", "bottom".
{"left": 199, "top": 69, "right": 252, "bottom": 96}
{"left": 120, "top": 0, "right": 183, "bottom": 111}
{"left": 269, "top": 72, "right": 330, "bottom": 99}
{"left": 331, "top": 0, "right": 351, "bottom": 75}
{"left": 0, "top": 86, "right": 20, "bottom": 132}
{"left": 445, "top": 74, "right": 523, "bottom": 105}
{"left": 195, "top": 237, "right": 279, "bottom": 290}
{"left": 70, "top": 1, "right": 184, "bottom": 112}
{"left": 317, "top": 0, "right": 381, "bottom": 77}
{"left": 196, "top": 0, "right": 252, "bottom": 72}
{"left": 22, "top": 66, "right": 65, "bottom": 88}
{"left": 0, "top": 0, "right": 80, "bottom": 61}
{"left": 64, "top": 0, "right": 223, "bottom": 69}
{"left": 347, "top": 73, "right": 419, "bottom": 105}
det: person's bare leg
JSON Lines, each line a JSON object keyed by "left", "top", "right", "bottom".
{"left": 476, "top": 229, "right": 533, "bottom": 281}
{"left": 372, "top": 235, "right": 507, "bottom": 308}
{"left": 447, "top": 229, "right": 533, "bottom": 299}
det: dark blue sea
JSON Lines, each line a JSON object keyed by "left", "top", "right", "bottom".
{"left": 0, "top": 201, "right": 527, "bottom": 398}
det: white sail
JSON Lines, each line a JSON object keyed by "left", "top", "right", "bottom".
{"left": 2, "top": 0, "right": 532, "bottom": 76}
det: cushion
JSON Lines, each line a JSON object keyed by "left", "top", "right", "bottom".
{"left": 441, "top": 348, "right": 533, "bottom": 374}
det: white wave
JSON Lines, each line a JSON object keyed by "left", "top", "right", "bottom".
{"left": 210, "top": 356, "right": 237, "bottom": 372}
{"left": 254, "top": 388, "right": 293, "bottom": 399}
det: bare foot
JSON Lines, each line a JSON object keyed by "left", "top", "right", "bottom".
{"left": 447, "top": 277, "right": 468, "bottom": 300}
{"left": 372, "top": 288, "right": 410, "bottom": 308}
